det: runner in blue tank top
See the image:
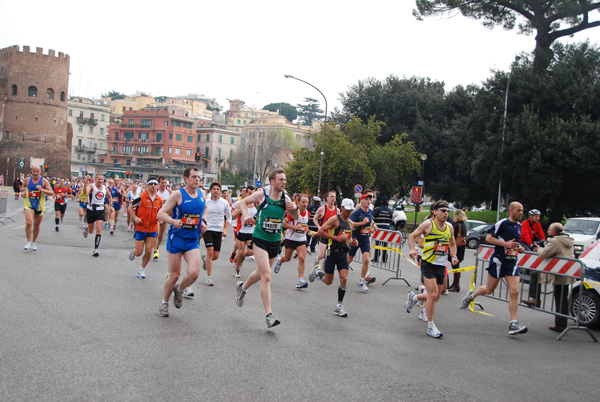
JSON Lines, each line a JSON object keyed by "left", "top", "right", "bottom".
{"left": 156, "top": 167, "right": 207, "bottom": 317}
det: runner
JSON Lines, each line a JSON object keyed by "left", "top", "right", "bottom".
{"left": 221, "top": 187, "right": 233, "bottom": 207}
{"left": 53, "top": 178, "right": 73, "bottom": 232}
{"left": 309, "top": 198, "right": 358, "bottom": 317}
{"left": 21, "top": 165, "right": 54, "bottom": 251}
{"left": 348, "top": 193, "right": 378, "bottom": 292}
{"left": 229, "top": 186, "right": 248, "bottom": 264}
{"left": 274, "top": 194, "right": 312, "bottom": 289}
{"left": 201, "top": 182, "right": 232, "bottom": 286}
{"left": 103, "top": 178, "right": 112, "bottom": 229}
{"left": 109, "top": 176, "right": 126, "bottom": 235}
{"left": 460, "top": 201, "right": 528, "bottom": 336}
{"left": 83, "top": 174, "right": 112, "bottom": 257}
{"left": 126, "top": 180, "right": 142, "bottom": 231}
{"left": 128, "top": 177, "right": 163, "bottom": 279}
{"left": 153, "top": 176, "right": 172, "bottom": 260}
{"left": 231, "top": 186, "right": 256, "bottom": 278}
{"left": 312, "top": 190, "right": 340, "bottom": 272}
{"left": 78, "top": 180, "right": 89, "bottom": 229}
{"left": 156, "top": 167, "right": 206, "bottom": 317}
{"left": 235, "top": 168, "right": 299, "bottom": 328}
{"left": 405, "top": 200, "right": 459, "bottom": 338}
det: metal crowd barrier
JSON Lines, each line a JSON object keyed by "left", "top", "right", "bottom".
{"left": 351, "top": 229, "right": 410, "bottom": 286}
{"left": 475, "top": 245, "right": 597, "bottom": 342}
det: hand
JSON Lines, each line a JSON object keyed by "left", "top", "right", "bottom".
{"left": 409, "top": 249, "right": 418, "bottom": 261}
{"left": 173, "top": 219, "right": 183, "bottom": 229}
{"left": 135, "top": 217, "right": 142, "bottom": 224}
{"left": 362, "top": 217, "right": 369, "bottom": 225}
{"left": 505, "top": 238, "right": 520, "bottom": 249}
{"left": 350, "top": 239, "right": 359, "bottom": 247}
{"left": 286, "top": 201, "right": 296, "bottom": 211}
{"left": 222, "top": 232, "right": 227, "bottom": 237}
{"left": 451, "top": 256, "right": 459, "bottom": 265}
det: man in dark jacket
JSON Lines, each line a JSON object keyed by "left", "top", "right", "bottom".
{"left": 372, "top": 196, "right": 393, "bottom": 263}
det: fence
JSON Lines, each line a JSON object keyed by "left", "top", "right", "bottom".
{"left": 351, "top": 228, "right": 411, "bottom": 286}
{"left": 475, "top": 245, "right": 597, "bottom": 342}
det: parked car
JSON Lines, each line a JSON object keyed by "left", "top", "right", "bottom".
{"left": 465, "top": 220, "right": 486, "bottom": 232}
{"left": 571, "top": 242, "right": 600, "bottom": 328}
{"left": 466, "top": 224, "right": 493, "bottom": 249}
{"left": 563, "top": 217, "right": 600, "bottom": 256}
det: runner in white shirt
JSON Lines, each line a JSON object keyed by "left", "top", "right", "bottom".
{"left": 201, "top": 182, "right": 232, "bottom": 286}
{"left": 126, "top": 180, "right": 143, "bottom": 232}
{"left": 231, "top": 186, "right": 257, "bottom": 278}
{"left": 153, "top": 176, "right": 172, "bottom": 260}
{"left": 273, "top": 194, "right": 313, "bottom": 289}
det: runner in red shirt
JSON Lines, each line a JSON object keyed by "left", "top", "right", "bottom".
{"left": 53, "top": 178, "right": 73, "bottom": 232}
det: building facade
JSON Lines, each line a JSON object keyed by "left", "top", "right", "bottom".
{"left": 0, "top": 45, "right": 71, "bottom": 179}
{"left": 68, "top": 97, "right": 111, "bottom": 174}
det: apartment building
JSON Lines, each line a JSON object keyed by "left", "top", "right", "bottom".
{"left": 68, "top": 97, "right": 111, "bottom": 167}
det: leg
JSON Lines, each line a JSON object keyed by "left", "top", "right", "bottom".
{"left": 554, "top": 283, "right": 569, "bottom": 328}
{"left": 164, "top": 252, "right": 182, "bottom": 302}
{"left": 205, "top": 247, "right": 214, "bottom": 277}
{"left": 361, "top": 251, "right": 370, "bottom": 279}
{"left": 32, "top": 214, "right": 44, "bottom": 242}
{"left": 296, "top": 245, "right": 307, "bottom": 278}
{"left": 242, "top": 246, "right": 274, "bottom": 314}
{"left": 421, "top": 276, "right": 440, "bottom": 322}
{"left": 505, "top": 275, "right": 521, "bottom": 322}
{"left": 133, "top": 239, "right": 145, "bottom": 257}
{"left": 156, "top": 223, "right": 166, "bottom": 250}
{"left": 179, "top": 248, "right": 201, "bottom": 290}
{"left": 474, "top": 274, "right": 500, "bottom": 298}
{"left": 24, "top": 209, "right": 34, "bottom": 242}
{"left": 141, "top": 236, "right": 156, "bottom": 268}
{"left": 280, "top": 246, "right": 294, "bottom": 264}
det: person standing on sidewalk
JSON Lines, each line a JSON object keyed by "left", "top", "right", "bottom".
{"left": 201, "top": 182, "right": 232, "bottom": 286}
{"left": 21, "top": 165, "right": 54, "bottom": 251}
{"left": 235, "top": 168, "right": 299, "bottom": 328}
{"left": 460, "top": 201, "right": 528, "bottom": 336}
{"left": 128, "top": 178, "right": 163, "bottom": 279}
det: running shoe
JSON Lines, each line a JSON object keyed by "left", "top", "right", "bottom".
{"left": 234, "top": 270, "right": 241, "bottom": 278}
{"left": 173, "top": 285, "right": 183, "bottom": 308}
{"left": 365, "top": 275, "right": 376, "bottom": 284}
{"left": 238, "top": 258, "right": 245, "bottom": 269}
{"left": 274, "top": 257, "right": 282, "bottom": 274}
{"left": 82, "top": 223, "right": 87, "bottom": 229}
{"left": 137, "top": 267, "right": 146, "bottom": 279}
{"left": 508, "top": 321, "right": 528, "bottom": 336}
{"left": 427, "top": 326, "right": 443, "bottom": 338}
{"left": 24, "top": 241, "right": 31, "bottom": 250}
{"left": 55, "top": 226, "right": 59, "bottom": 232}
{"left": 229, "top": 252, "right": 236, "bottom": 263}
{"left": 460, "top": 290, "right": 475, "bottom": 309}
{"left": 92, "top": 249, "right": 99, "bottom": 257}
{"left": 205, "top": 276, "right": 214, "bottom": 286}
{"left": 334, "top": 305, "right": 348, "bottom": 317}
{"left": 129, "top": 249, "right": 135, "bottom": 261}
{"left": 419, "top": 308, "right": 428, "bottom": 322}
{"left": 357, "top": 279, "right": 369, "bottom": 293}
{"left": 266, "top": 313, "right": 280, "bottom": 328}
{"left": 153, "top": 250, "right": 159, "bottom": 260}
{"left": 296, "top": 279, "right": 308, "bottom": 289}
{"left": 104, "top": 222, "right": 109, "bottom": 229}
{"left": 110, "top": 229, "right": 114, "bottom": 235}
{"left": 308, "top": 265, "right": 320, "bottom": 283}
{"left": 293, "top": 251, "right": 298, "bottom": 259}
{"left": 202, "top": 255, "right": 206, "bottom": 271}
{"left": 183, "top": 287, "right": 195, "bottom": 299}
{"left": 158, "top": 302, "right": 169, "bottom": 317}
{"left": 83, "top": 229, "right": 88, "bottom": 238}
{"left": 235, "top": 281, "right": 246, "bottom": 307}
{"left": 249, "top": 255, "right": 255, "bottom": 261}
{"left": 405, "top": 291, "right": 417, "bottom": 313}
{"left": 30, "top": 242, "right": 37, "bottom": 251}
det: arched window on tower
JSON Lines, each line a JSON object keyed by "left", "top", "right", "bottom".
{"left": 46, "top": 88, "right": 54, "bottom": 100}
{"left": 28, "top": 86, "right": 37, "bottom": 97}
{"left": 60, "top": 91, "right": 65, "bottom": 102}
{"left": 11, "top": 85, "right": 17, "bottom": 96}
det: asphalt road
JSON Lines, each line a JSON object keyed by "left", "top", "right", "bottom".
{"left": 1, "top": 196, "right": 598, "bottom": 401}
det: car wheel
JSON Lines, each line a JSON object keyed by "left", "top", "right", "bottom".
{"left": 570, "top": 289, "right": 600, "bottom": 329}
{"left": 467, "top": 238, "right": 480, "bottom": 249}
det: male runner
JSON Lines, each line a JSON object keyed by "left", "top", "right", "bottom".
{"left": 78, "top": 180, "right": 89, "bottom": 229}
{"left": 274, "top": 194, "right": 312, "bottom": 289}
{"left": 126, "top": 180, "right": 142, "bottom": 231}
{"left": 312, "top": 190, "right": 340, "bottom": 271}
{"left": 128, "top": 177, "right": 162, "bottom": 278}
{"left": 231, "top": 186, "right": 256, "bottom": 278}
{"left": 405, "top": 200, "right": 459, "bottom": 338}
{"left": 310, "top": 198, "right": 358, "bottom": 317}
{"left": 202, "top": 182, "right": 232, "bottom": 286}
{"left": 83, "top": 174, "right": 112, "bottom": 256}
{"left": 153, "top": 176, "right": 172, "bottom": 260}
{"left": 21, "top": 165, "right": 54, "bottom": 251}
{"left": 53, "top": 178, "right": 73, "bottom": 232}
{"left": 109, "top": 176, "right": 126, "bottom": 235}
{"left": 460, "top": 201, "right": 528, "bottom": 336}
{"left": 156, "top": 167, "right": 206, "bottom": 317}
{"left": 229, "top": 186, "right": 248, "bottom": 264}
{"left": 235, "top": 168, "right": 299, "bottom": 328}
{"left": 348, "top": 193, "right": 378, "bottom": 292}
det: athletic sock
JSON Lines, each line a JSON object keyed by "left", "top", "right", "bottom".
{"left": 317, "top": 270, "right": 325, "bottom": 280}
{"left": 338, "top": 285, "right": 346, "bottom": 303}
{"left": 55, "top": 218, "right": 59, "bottom": 225}
{"left": 95, "top": 234, "right": 101, "bottom": 249}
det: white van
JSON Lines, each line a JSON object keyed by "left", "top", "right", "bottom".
{"left": 563, "top": 217, "right": 600, "bottom": 256}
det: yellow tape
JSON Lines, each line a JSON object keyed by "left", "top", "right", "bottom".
{"left": 583, "top": 281, "right": 593, "bottom": 290}
{"left": 447, "top": 266, "right": 476, "bottom": 274}
{"left": 466, "top": 267, "right": 494, "bottom": 316}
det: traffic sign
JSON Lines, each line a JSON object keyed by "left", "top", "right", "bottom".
{"left": 256, "top": 181, "right": 262, "bottom": 187}
{"left": 18, "top": 157, "right": 25, "bottom": 169}
{"left": 411, "top": 186, "right": 423, "bottom": 204}
{"left": 354, "top": 184, "right": 362, "bottom": 193}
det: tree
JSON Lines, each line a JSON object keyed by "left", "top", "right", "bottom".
{"left": 101, "top": 90, "right": 126, "bottom": 100}
{"left": 262, "top": 102, "right": 298, "bottom": 122}
{"left": 221, "top": 169, "right": 250, "bottom": 193}
{"left": 296, "top": 97, "right": 323, "bottom": 125}
{"left": 414, "top": 1, "right": 600, "bottom": 72}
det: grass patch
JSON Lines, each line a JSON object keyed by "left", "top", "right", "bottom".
{"left": 405, "top": 210, "right": 508, "bottom": 225}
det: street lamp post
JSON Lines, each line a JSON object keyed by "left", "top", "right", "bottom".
{"left": 496, "top": 56, "right": 521, "bottom": 221}
{"left": 284, "top": 74, "right": 327, "bottom": 196}
{"left": 415, "top": 154, "right": 427, "bottom": 225}
{"left": 243, "top": 105, "right": 260, "bottom": 187}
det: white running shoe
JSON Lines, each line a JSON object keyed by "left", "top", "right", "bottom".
{"left": 295, "top": 279, "right": 308, "bottom": 289}
{"left": 427, "top": 325, "right": 443, "bottom": 338}
{"left": 129, "top": 249, "right": 135, "bottom": 261}
{"left": 357, "top": 279, "right": 369, "bottom": 292}
{"left": 24, "top": 241, "right": 32, "bottom": 250}
{"left": 30, "top": 242, "right": 37, "bottom": 251}
{"left": 274, "top": 257, "right": 282, "bottom": 274}
{"left": 137, "top": 267, "right": 146, "bottom": 279}
{"left": 205, "top": 276, "right": 214, "bottom": 286}
{"left": 182, "top": 287, "right": 195, "bottom": 298}
{"left": 405, "top": 291, "right": 417, "bottom": 313}
{"left": 419, "top": 308, "right": 428, "bottom": 322}
{"left": 334, "top": 305, "right": 348, "bottom": 317}
{"left": 249, "top": 255, "right": 255, "bottom": 261}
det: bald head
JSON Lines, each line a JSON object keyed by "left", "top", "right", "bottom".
{"left": 549, "top": 222, "right": 564, "bottom": 235}
{"left": 508, "top": 202, "right": 524, "bottom": 222}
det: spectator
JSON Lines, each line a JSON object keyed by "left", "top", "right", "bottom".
{"left": 449, "top": 209, "right": 467, "bottom": 292}
{"left": 521, "top": 208, "right": 547, "bottom": 307}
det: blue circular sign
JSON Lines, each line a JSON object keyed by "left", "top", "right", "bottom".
{"left": 256, "top": 181, "right": 262, "bottom": 187}
{"left": 354, "top": 184, "right": 363, "bottom": 193}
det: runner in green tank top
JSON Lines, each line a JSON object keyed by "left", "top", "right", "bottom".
{"left": 235, "top": 168, "right": 299, "bottom": 328}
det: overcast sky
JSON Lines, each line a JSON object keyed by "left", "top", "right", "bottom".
{"left": 2, "top": 0, "right": 600, "bottom": 113}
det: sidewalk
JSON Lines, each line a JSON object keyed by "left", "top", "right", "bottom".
{"left": 0, "top": 185, "right": 24, "bottom": 222}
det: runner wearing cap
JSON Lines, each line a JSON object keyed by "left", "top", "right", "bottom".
{"left": 309, "top": 198, "right": 358, "bottom": 317}
{"left": 348, "top": 193, "right": 378, "bottom": 292}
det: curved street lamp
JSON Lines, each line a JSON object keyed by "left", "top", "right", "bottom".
{"left": 242, "top": 104, "right": 260, "bottom": 187}
{"left": 284, "top": 74, "right": 328, "bottom": 196}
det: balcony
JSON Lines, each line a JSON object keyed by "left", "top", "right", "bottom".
{"left": 76, "top": 144, "right": 98, "bottom": 153}
{"left": 120, "top": 123, "right": 153, "bottom": 129}
{"left": 77, "top": 117, "right": 87, "bottom": 124}
{"left": 88, "top": 118, "right": 98, "bottom": 126}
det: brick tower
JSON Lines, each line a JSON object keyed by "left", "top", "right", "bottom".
{"left": 0, "top": 45, "right": 72, "bottom": 181}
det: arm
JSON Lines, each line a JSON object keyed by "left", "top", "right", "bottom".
{"left": 313, "top": 206, "right": 324, "bottom": 229}
{"left": 128, "top": 197, "right": 142, "bottom": 224}
{"left": 408, "top": 220, "right": 433, "bottom": 260}
{"left": 485, "top": 233, "right": 524, "bottom": 252}
{"left": 534, "top": 223, "right": 546, "bottom": 241}
{"left": 222, "top": 201, "right": 232, "bottom": 237}
{"left": 447, "top": 224, "right": 459, "bottom": 266}
{"left": 520, "top": 221, "right": 534, "bottom": 247}
{"left": 40, "top": 179, "right": 55, "bottom": 197}
{"left": 239, "top": 190, "right": 264, "bottom": 223}
{"left": 537, "top": 239, "right": 559, "bottom": 259}
{"left": 285, "top": 194, "right": 299, "bottom": 220}
{"left": 157, "top": 190, "right": 184, "bottom": 228}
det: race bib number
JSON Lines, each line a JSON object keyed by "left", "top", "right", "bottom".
{"left": 295, "top": 223, "right": 308, "bottom": 234}
{"left": 262, "top": 218, "right": 282, "bottom": 234}
{"left": 29, "top": 191, "right": 41, "bottom": 199}
{"left": 340, "top": 230, "right": 351, "bottom": 240}
{"left": 181, "top": 213, "right": 200, "bottom": 230}
{"left": 433, "top": 243, "right": 449, "bottom": 256}
{"left": 360, "top": 227, "right": 372, "bottom": 235}
{"left": 505, "top": 248, "right": 518, "bottom": 260}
